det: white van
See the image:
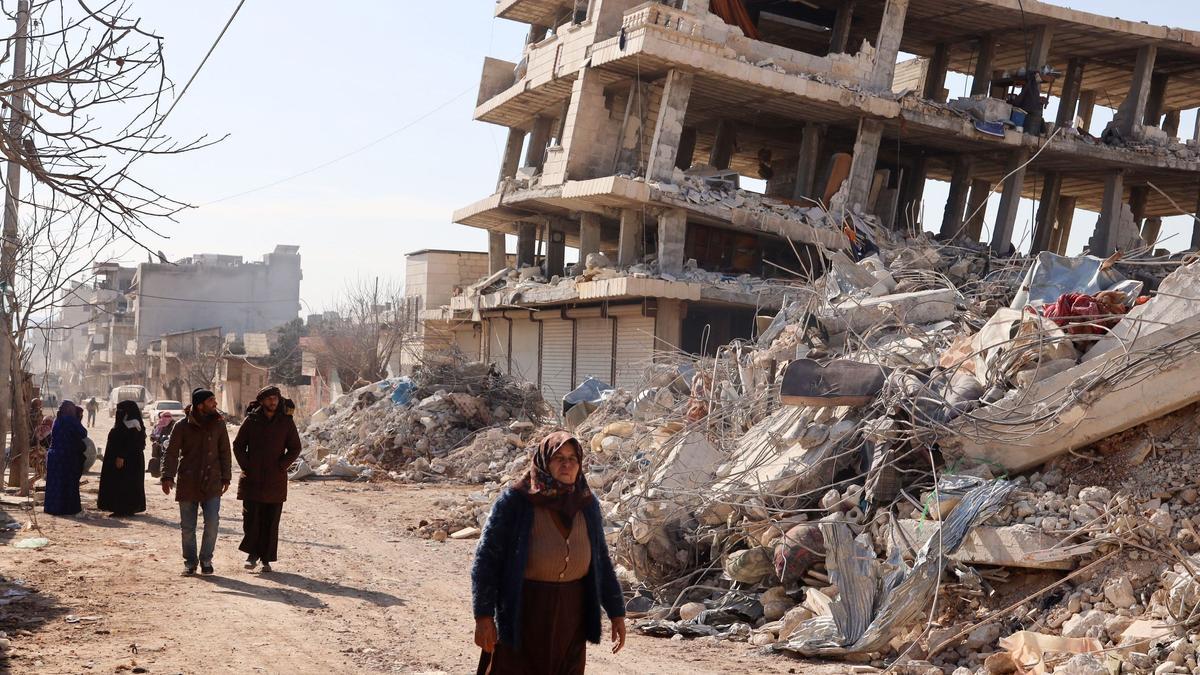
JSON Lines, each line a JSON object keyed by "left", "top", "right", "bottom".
{"left": 109, "top": 385, "right": 150, "bottom": 407}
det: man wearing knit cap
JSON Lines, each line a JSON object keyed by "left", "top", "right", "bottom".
{"left": 232, "top": 385, "right": 302, "bottom": 572}
{"left": 161, "top": 387, "right": 232, "bottom": 575}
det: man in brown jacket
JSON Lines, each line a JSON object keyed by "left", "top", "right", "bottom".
{"left": 161, "top": 388, "right": 232, "bottom": 575}
{"left": 232, "top": 385, "right": 302, "bottom": 572}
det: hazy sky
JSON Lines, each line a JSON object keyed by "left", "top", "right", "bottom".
{"left": 114, "top": 1, "right": 1200, "bottom": 310}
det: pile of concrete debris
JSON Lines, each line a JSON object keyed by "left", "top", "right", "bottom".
{"left": 427, "top": 219, "right": 1200, "bottom": 672}
{"left": 292, "top": 359, "right": 547, "bottom": 482}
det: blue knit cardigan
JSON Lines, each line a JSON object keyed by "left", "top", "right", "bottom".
{"left": 471, "top": 488, "right": 626, "bottom": 650}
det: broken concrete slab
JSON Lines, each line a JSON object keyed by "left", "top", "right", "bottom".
{"left": 942, "top": 312, "right": 1200, "bottom": 472}
{"left": 650, "top": 430, "right": 724, "bottom": 495}
{"left": 896, "top": 520, "right": 1098, "bottom": 570}
{"left": 818, "top": 288, "right": 956, "bottom": 335}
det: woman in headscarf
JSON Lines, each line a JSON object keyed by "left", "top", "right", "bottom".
{"left": 97, "top": 401, "right": 147, "bottom": 517}
{"left": 471, "top": 431, "right": 626, "bottom": 675}
{"left": 43, "top": 400, "right": 89, "bottom": 516}
{"left": 149, "top": 411, "right": 176, "bottom": 478}
{"left": 31, "top": 415, "right": 53, "bottom": 483}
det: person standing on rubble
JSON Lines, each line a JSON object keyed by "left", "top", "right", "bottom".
{"left": 232, "top": 385, "right": 302, "bottom": 573}
{"left": 161, "top": 389, "right": 232, "bottom": 575}
{"left": 472, "top": 431, "right": 627, "bottom": 674}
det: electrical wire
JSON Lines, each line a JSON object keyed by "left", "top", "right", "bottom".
{"left": 202, "top": 85, "right": 474, "bottom": 205}
{"left": 152, "top": 0, "right": 250, "bottom": 141}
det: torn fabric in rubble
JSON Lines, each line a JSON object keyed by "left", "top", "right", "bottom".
{"left": 776, "top": 479, "right": 1016, "bottom": 656}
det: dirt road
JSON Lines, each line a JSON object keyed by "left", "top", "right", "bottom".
{"left": 0, "top": 472, "right": 837, "bottom": 674}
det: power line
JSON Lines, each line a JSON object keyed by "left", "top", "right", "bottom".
{"left": 202, "top": 85, "right": 474, "bottom": 205}
{"left": 152, "top": 0, "right": 249, "bottom": 140}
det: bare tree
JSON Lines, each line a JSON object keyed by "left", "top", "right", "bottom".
{"left": 0, "top": 0, "right": 212, "bottom": 493}
{"left": 314, "top": 279, "right": 415, "bottom": 387}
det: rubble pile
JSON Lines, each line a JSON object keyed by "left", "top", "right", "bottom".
{"left": 295, "top": 359, "right": 548, "bottom": 481}
{"left": 434, "top": 224, "right": 1200, "bottom": 672}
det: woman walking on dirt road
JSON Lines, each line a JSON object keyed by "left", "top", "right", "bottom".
{"left": 44, "top": 400, "right": 88, "bottom": 516}
{"left": 97, "top": 401, "right": 147, "bottom": 517}
{"left": 471, "top": 431, "right": 626, "bottom": 675}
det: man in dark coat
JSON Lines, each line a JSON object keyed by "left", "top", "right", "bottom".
{"left": 161, "top": 388, "right": 232, "bottom": 575}
{"left": 233, "top": 385, "right": 302, "bottom": 572}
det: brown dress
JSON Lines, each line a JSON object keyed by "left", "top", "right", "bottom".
{"left": 479, "top": 508, "right": 592, "bottom": 675}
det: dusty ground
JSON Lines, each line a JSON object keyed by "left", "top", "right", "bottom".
{"left": 1, "top": 464, "right": 838, "bottom": 674}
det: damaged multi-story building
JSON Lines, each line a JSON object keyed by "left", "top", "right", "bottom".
{"left": 450, "top": 0, "right": 1200, "bottom": 407}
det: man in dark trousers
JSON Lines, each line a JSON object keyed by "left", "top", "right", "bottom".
{"left": 161, "top": 388, "right": 232, "bottom": 575}
{"left": 232, "top": 385, "right": 302, "bottom": 572}
{"left": 85, "top": 397, "right": 99, "bottom": 426}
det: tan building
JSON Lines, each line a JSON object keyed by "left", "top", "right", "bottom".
{"left": 447, "top": 0, "right": 1200, "bottom": 409}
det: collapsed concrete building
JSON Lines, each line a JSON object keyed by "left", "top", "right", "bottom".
{"left": 449, "top": 0, "right": 1200, "bottom": 407}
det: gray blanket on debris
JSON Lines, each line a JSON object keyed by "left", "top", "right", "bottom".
{"left": 775, "top": 479, "right": 1016, "bottom": 656}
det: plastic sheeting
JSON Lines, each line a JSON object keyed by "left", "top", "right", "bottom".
{"left": 1010, "top": 251, "right": 1142, "bottom": 309}
{"left": 777, "top": 479, "right": 1016, "bottom": 656}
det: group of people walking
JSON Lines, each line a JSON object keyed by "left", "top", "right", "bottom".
{"left": 38, "top": 385, "right": 302, "bottom": 576}
{"left": 31, "top": 384, "right": 629, "bottom": 672}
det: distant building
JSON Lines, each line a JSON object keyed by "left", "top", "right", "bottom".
{"left": 394, "top": 249, "right": 500, "bottom": 375}
{"left": 130, "top": 245, "right": 302, "bottom": 348}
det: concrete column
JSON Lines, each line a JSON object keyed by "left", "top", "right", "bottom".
{"left": 939, "top": 156, "right": 974, "bottom": 239}
{"left": 618, "top": 209, "right": 644, "bottom": 267}
{"left": 1030, "top": 171, "right": 1063, "bottom": 254}
{"left": 1050, "top": 196, "right": 1076, "bottom": 255}
{"left": 898, "top": 155, "right": 928, "bottom": 231}
{"left": 1077, "top": 90, "right": 1097, "bottom": 132}
{"left": 516, "top": 222, "right": 537, "bottom": 268}
{"left": 525, "top": 115, "right": 553, "bottom": 170}
{"left": 829, "top": 1, "right": 856, "bottom": 55}
{"left": 991, "top": 149, "right": 1030, "bottom": 254}
{"left": 657, "top": 208, "right": 687, "bottom": 276}
{"left": 579, "top": 212, "right": 602, "bottom": 263}
{"left": 1055, "top": 58, "right": 1085, "bottom": 129}
{"left": 653, "top": 298, "right": 685, "bottom": 355}
{"left": 498, "top": 127, "right": 526, "bottom": 188}
{"left": 793, "top": 123, "right": 823, "bottom": 202}
{"left": 1129, "top": 185, "right": 1149, "bottom": 225}
{"left": 676, "top": 126, "right": 698, "bottom": 171}
{"left": 1192, "top": 189, "right": 1200, "bottom": 251}
{"left": 1164, "top": 111, "right": 1182, "bottom": 137}
{"left": 845, "top": 118, "right": 885, "bottom": 211}
{"left": 922, "top": 43, "right": 951, "bottom": 102}
{"left": 528, "top": 24, "right": 548, "bottom": 44}
{"left": 686, "top": 0, "right": 710, "bottom": 13}
{"left": 1142, "top": 217, "right": 1163, "bottom": 248}
{"left": 964, "top": 180, "right": 992, "bottom": 242}
{"left": 1024, "top": 25, "right": 1054, "bottom": 133}
{"left": 868, "top": 0, "right": 910, "bottom": 91}
{"left": 1144, "top": 73, "right": 1169, "bottom": 127}
{"left": 488, "top": 230, "right": 507, "bottom": 273}
{"left": 709, "top": 119, "right": 737, "bottom": 170}
{"left": 1114, "top": 45, "right": 1157, "bottom": 139}
{"left": 970, "top": 34, "right": 997, "bottom": 97}
{"left": 646, "top": 70, "right": 694, "bottom": 184}
{"left": 1093, "top": 170, "right": 1126, "bottom": 256}
{"left": 546, "top": 223, "right": 566, "bottom": 278}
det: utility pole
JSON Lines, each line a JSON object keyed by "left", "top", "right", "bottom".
{"left": 2, "top": 1, "right": 30, "bottom": 492}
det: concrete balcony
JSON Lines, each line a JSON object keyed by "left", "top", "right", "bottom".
{"left": 495, "top": 0, "right": 572, "bottom": 27}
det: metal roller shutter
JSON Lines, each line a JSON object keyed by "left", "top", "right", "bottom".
{"left": 541, "top": 319, "right": 574, "bottom": 414}
{"left": 615, "top": 316, "right": 656, "bottom": 391}
{"left": 575, "top": 317, "right": 614, "bottom": 386}
{"left": 509, "top": 319, "right": 540, "bottom": 386}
